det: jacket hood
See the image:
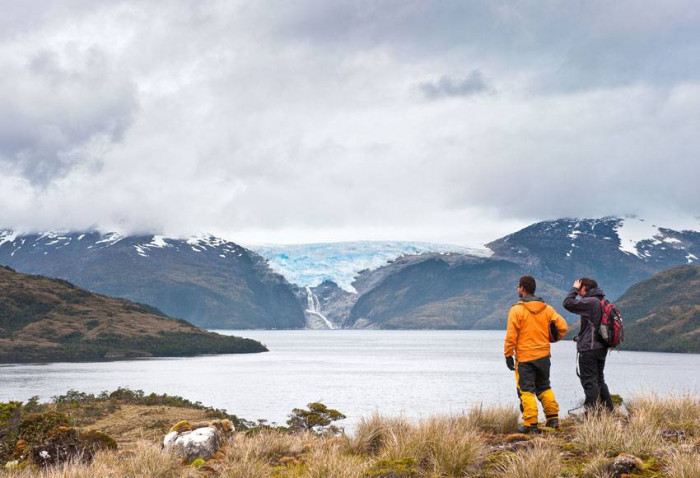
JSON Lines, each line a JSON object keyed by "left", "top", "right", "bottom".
{"left": 586, "top": 287, "right": 606, "bottom": 298}
{"left": 519, "top": 295, "right": 548, "bottom": 314}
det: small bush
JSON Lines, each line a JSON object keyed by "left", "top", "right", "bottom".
{"left": 18, "top": 412, "right": 71, "bottom": 445}
{"left": 287, "top": 402, "right": 346, "bottom": 435}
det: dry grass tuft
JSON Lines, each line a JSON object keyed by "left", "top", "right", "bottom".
{"left": 574, "top": 409, "right": 660, "bottom": 457}
{"left": 466, "top": 403, "right": 519, "bottom": 434}
{"left": 664, "top": 450, "right": 700, "bottom": 478}
{"left": 302, "top": 441, "right": 370, "bottom": 478}
{"left": 344, "top": 413, "right": 390, "bottom": 455}
{"left": 580, "top": 453, "right": 615, "bottom": 478}
{"left": 626, "top": 392, "right": 700, "bottom": 436}
{"left": 115, "top": 441, "right": 183, "bottom": 478}
{"left": 378, "top": 415, "right": 485, "bottom": 476}
{"left": 495, "top": 438, "right": 563, "bottom": 478}
{"left": 224, "top": 429, "right": 311, "bottom": 466}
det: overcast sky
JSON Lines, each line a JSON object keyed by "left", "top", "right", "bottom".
{"left": 1, "top": 0, "right": 699, "bottom": 245}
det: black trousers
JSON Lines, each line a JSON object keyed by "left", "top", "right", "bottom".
{"left": 518, "top": 356, "right": 552, "bottom": 396}
{"left": 578, "top": 348, "right": 614, "bottom": 411}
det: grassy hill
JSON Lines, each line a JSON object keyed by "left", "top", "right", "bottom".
{"left": 0, "top": 266, "right": 266, "bottom": 362}
{"left": 616, "top": 265, "right": 700, "bottom": 353}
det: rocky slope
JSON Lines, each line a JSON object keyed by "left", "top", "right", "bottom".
{"left": 0, "top": 266, "right": 266, "bottom": 362}
{"left": 0, "top": 232, "right": 306, "bottom": 329}
{"left": 615, "top": 265, "right": 700, "bottom": 353}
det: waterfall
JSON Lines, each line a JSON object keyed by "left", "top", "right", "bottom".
{"left": 305, "top": 287, "right": 334, "bottom": 329}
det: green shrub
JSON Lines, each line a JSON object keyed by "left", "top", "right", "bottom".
{"left": 78, "top": 430, "right": 118, "bottom": 453}
{"left": 287, "top": 402, "right": 346, "bottom": 435}
{"left": 18, "top": 411, "right": 71, "bottom": 445}
{"left": 0, "top": 402, "right": 21, "bottom": 464}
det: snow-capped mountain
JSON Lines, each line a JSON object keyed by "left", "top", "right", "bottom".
{"left": 486, "top": 216, "right": 700, "bottom": 299}
{"left": 250, "top": 241, "right": 491, "bottom": 292}
{"left": 3, "top": 216, "right": 700, "bottom": 331}
{"left": 0, "top": 230, "right": 306, "bottom": 329}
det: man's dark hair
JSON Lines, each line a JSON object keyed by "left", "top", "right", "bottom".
{"left": 519, "top": 275, "right": 536, "bottom": 295}
{"left": 580, "top": 278, "right": 598, "bottom": 291}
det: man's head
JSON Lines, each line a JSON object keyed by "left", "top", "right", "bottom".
{"left": 518, "top": 275, "right": 536, "bottom": 298}
{"left": 578, "top": 277, "right": 598, "bottom": 297}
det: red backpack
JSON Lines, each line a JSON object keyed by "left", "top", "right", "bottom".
{"left": 598, "top": 299, "right": 624, "bottom": 347}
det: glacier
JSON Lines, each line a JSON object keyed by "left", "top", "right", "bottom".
{"left": 250, "top": 241, "right": 491, "bottom": 292}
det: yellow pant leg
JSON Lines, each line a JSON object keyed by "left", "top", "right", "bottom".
{"left": 537, "top": 388, "right": 560, "bottom": 419}
{"left": 515, "top": 362, "right": 539, "bottom": 427}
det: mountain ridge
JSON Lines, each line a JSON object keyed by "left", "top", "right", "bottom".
{"left": 616, "top": 264, "right": 700, "bottom": 353}
{"left": 0, "top": 231, "right": 306, "bottom": 330}
{"left": 3, "top": 215, "right": 700, "bottom": 333}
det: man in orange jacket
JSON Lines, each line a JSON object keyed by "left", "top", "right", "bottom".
{"left": 504, "top": 275, "right": 569, "bottom": 433}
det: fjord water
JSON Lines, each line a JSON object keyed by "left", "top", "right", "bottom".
{"left": 1, "top": 330, "right": 698, "bottom": 427}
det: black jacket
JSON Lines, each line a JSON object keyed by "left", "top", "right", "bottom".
{"left": 562, "top": 287, "right": 607, "bottom": 352}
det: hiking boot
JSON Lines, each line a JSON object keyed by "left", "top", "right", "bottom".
{"left": 545, "top": 417, "right": 559, "bottom": 429}
{"left": 516, "top": 423, "right": 539, "bottom": 434}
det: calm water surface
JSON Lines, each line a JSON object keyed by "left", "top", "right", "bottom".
{"left": 1, "top": 331, "right": 698, "bottom": 427}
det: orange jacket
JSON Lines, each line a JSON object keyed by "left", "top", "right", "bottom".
{"left": 504, "top": 297, "right": 568, "bottom": 363}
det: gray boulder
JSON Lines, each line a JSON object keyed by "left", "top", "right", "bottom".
{"left": 163, "top": 426, "right": 221, "bottom": 462}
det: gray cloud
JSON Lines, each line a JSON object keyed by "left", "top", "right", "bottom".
{"left": 0, "top": 44, "right": 138, "bottom": 184}
{"left": 1, "top": 1, "right": 700, "bottom": 245}
{"left": 420, "top": 71, "right": 492, "bottom": 100}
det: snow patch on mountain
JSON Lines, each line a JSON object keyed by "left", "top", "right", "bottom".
{"left": 0, "top": 231, "right": 17, "bottom": 247}
{"left": 614, "top": 215, "right": 700, "bottom": 258}
{"left": 94, "top": 232, "right": 124, "bottom": 247}
{"left": 251, "top": 241, "right": 490, "bottom": 292}
{"left": 615, "top": 217, "right": 662, "bottom": 257}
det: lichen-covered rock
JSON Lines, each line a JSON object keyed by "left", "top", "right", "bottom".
{"left": 164, "top": 426, "right": 222, "bottom": 462}
{"left": 210, "top": 419, "right": 235, "bottom": 437}
{"left": 610, "top": 453, "right": 643, "bottom": 475}
{"left": 170, "top": 421, "right": 194, "bottom": 433}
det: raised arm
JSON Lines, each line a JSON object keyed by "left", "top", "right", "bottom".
{"left": 562, "top": 288, "right": 590, "bottom": 315}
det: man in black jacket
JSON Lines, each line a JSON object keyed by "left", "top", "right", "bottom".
{"left": 563, "top": 278, "right": 614, "bottom": 412}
